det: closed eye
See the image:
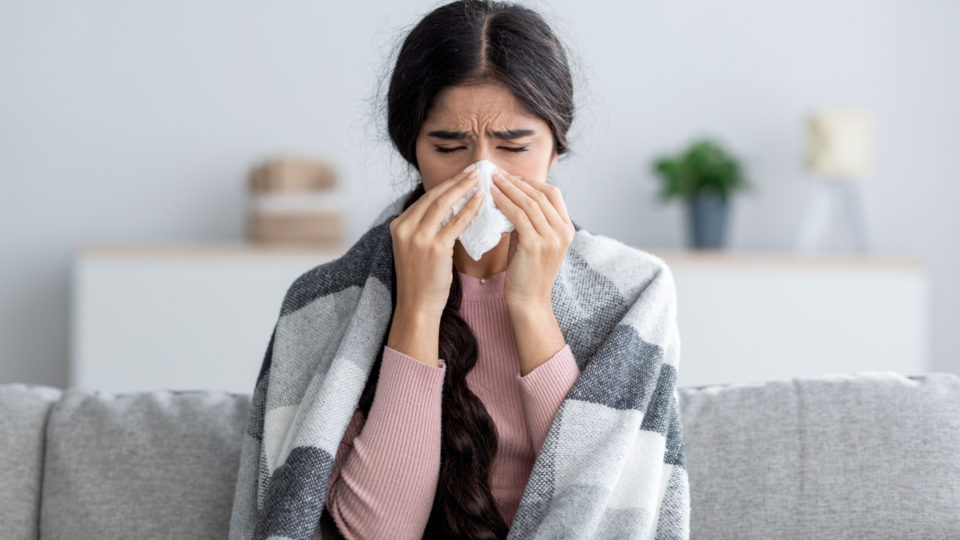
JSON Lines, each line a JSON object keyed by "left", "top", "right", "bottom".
{"left": 434, "top": 146, "right": 528, "bottom": 153}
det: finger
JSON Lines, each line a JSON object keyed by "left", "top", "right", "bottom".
{"left": 491, "top": 174, "right": 538, "bottom": 238}
{"left": 419, "top": 176, "right": 480, "bottom": 234}
{"left": 500, "top": 173, "right": 565, "bottom": 230}
{"left": 406, "top": 167, "right": 478, "bottom": 225}
{"left": 408, "top": 167, "right": 476, "bottom": 220}
{"left": 438, "top": 188, "right": 484, "bottom": 244}
{"left": 419, "top": 171, "right": 481, "bottom": 230}
{"left": 525, "top": 178, "right": 571, "bottom": 225}
{"left": 492, "top": 171, "right": 550, "bottom": 235}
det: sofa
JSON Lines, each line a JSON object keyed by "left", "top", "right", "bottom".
{"left": 3, "top": 371, "right": 959, "bottom": 539}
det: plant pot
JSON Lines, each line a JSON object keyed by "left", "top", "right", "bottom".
{"left": 687, "top": 191, "right": 728, "bottom": 249}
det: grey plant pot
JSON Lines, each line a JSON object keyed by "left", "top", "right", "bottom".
{"left": 687, "top": 191, "right": 728, "bottom": 249}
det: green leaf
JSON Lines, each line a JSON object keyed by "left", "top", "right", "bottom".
{"left": 649, "top": 137, "right": 751, "bottom": 203}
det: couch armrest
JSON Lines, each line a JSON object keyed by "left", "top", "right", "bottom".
{"left": 0, "top": 383, "right": 63, "bottom": 539}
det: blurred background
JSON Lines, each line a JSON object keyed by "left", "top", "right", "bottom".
{"left": 2, "top": 0, "right": 957, "bottom": 392}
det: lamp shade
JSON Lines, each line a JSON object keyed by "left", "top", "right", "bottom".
{"left": 806, "top": 110, "right": 876, "bottom": 179}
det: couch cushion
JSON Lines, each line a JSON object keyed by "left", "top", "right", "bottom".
{"left": 39, "top": 388, "right": 250, "bottom": 539}
{"left": 678, "top": 371, "right": 960, "bottom": 539}
{"left": 0, "top": 383, "right": 63, "bottom": 540}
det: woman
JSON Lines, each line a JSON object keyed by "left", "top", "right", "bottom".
{"left": 326, "top": 0, "right": 580, "bottom": 537}
{"left": 326, "top": 0, "right": 580, "bottom": 533}
{"left": 230, "top": 1, "right": 688, "bottom": 539}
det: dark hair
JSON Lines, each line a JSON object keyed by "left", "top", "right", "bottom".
{"left": 356, "top": 1, "right": 575, "bottom": 538}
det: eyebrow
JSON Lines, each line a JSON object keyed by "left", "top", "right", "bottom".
{"left": 426, "top": 128, "right": 535, "bottom": 141}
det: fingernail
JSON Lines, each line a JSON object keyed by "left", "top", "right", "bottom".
{"left": 462, "top": 164, "right": 474, "bottom": 173}
{"left": 492, "top": 184, "right": 501, "bottom": 194}
{"left": 468, "top": 169, "right": 479, "bottom": 178}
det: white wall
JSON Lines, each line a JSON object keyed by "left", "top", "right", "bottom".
{"left": 2, "top": 0, "right": 958, "bottom": 388}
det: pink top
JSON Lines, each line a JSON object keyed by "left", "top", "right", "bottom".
{"left": 323, "top": 269, "right": 581, "bottom": 539}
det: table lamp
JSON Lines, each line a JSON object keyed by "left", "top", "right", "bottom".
{"left": 796, "top": 110, "right": 876, "bottom": 252}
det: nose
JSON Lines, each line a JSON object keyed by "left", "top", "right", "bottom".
{"left": 469, "top": 146, "right": 500, "bottom": 168}
{"left": 470, "top": 149, "right": 492, "bottom": 165}
{"left": 467, "top": 134, "right": 497, "bottom": 166}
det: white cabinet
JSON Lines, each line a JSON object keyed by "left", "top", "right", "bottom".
{"left": 666, "top": 252, "right": 928, "bottom": 387}
{"left": 70, "top": 244, "right": 347, "bottom": 394}
{"left": 71, "top": 245, "right": 928, "bottom": 393}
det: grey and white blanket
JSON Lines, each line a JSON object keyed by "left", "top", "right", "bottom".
{"left": 229, "top": 187, "right": 690, "bottom": 539}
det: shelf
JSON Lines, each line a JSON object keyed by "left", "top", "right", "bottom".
{"left": 76, "top": 242, "right": 921, "bottom": 269}
{"left": 70, "top": 243, "right": 929, "bottom": 392}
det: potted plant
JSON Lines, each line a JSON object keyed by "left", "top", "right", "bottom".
{"left": 651, "top": 138, "right": 751, "bottom": 249}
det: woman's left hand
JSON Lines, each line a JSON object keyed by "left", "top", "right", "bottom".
{"left": 491, "top": 169, "right": 575, "bottom": 310}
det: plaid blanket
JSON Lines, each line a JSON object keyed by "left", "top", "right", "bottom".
{"left": 229, "top": 188, "right": 690, "bottom": 539}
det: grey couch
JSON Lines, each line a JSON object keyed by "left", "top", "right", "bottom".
{"left": 3, "top": 371, "right": 959, "bottom": 539}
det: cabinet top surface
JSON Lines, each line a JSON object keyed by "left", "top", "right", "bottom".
{"left": 75, "top": 243, "right": 923, "bottom": 270}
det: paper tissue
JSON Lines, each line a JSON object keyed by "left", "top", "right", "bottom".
{"left": 441, "top": 159, "right": 515, "bottom": 261}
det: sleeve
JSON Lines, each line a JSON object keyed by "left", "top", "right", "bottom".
{"left": 323, "top": 345, "right": 447, "bottom": 540}
{"left": 516, "top": 343, "right": 581, "bottom": 453}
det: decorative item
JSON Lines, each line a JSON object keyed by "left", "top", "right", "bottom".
{"left": 651, "top": 138, "right": 751, "bottom": 249}
{"left": 246, "top": 155, "right": 345, "bottom": 247}
{"left": 796, "top": 110, "right": 875, "bottom": 253}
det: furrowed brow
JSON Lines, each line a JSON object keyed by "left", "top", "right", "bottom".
{"left": 427, "top": 129, "right": 535, "bottom": 140}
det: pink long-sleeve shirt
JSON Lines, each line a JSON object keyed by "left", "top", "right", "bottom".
{"left": 323, "top": 269, "right": 581, "bottom": 539}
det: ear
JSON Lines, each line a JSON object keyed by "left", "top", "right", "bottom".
{"left": 549, "top": 150, "right": 558, "bottom": 170}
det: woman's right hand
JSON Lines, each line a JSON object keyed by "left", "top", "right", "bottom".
{"left": 389, "top": 166, "right": 483, "bottom": 318}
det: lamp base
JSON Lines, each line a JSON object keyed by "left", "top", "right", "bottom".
{"left": 795, "top": 179, "right": 869, "bottom": 253}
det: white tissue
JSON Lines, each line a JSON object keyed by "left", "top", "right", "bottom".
{"left": 441, "top": 159, "right": 515, "bottom": 261}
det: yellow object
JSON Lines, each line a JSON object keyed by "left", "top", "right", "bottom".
{"left": 806, "top": 110, "right": 876, "bottom": 179}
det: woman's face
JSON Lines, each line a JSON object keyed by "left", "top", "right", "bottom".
{"left": 415, "top": 82, "right": 558, "bottom": 192}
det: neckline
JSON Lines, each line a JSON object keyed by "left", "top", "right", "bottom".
{"left": 456, "top": 269, "right": 507, "bottom": 300}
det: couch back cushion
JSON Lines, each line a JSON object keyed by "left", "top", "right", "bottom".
{"left": 40, "top": 388, "right": 251, "bottom": 539}
{"left": 678, "top": 371, "right": 960, "bottom": 539}
{"left": 0, "top": 384, "right": 63, "bottom": 539}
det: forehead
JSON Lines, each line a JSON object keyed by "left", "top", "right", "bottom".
{"left": 425, "top": 82, "right": 539, "bottom": 125}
